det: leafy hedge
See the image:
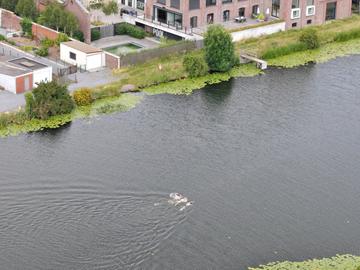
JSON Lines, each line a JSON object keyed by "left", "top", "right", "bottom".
{"left": 334, "top": 28, "right": 360, "bottom": 42}
{"left": 114, "top": 23, "right": 145, "bottom": 39}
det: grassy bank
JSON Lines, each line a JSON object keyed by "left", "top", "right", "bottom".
{"left": 0, "top": 94, "right": 141, "bottom": 138}
{"left": 249, "top": 254, "right": 360, "bottom": 270}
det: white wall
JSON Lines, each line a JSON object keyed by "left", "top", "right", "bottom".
{"left": 60, "top": 43, "right": 104, "bottom": 71}
{"left": 0, "top": 73, "right": 16, "bottom": 94}
{"left": 60, "top": 44, "right": 88, "bottom": 67}
{"left": 86, "top": 53, "right": 104, "bottom": 70}
{"left": 33, "top": 67, "right": 52, "bottom": 87}
{"left": 231, "top": 22, "right": 286, "bottom": 42}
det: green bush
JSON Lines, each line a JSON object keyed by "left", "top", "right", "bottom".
{"left": 102, "top": 0, "right": 118, "bottom": 15}
{"left": 73, "top": 88, "right": 93, "bottom": 106}
{"left": 91, "top": 28, "right": 101, "bottom": 41}
{"left": 92, "top": 86, "right": 120, "bottom": 100}
{"left": 55, "top": 33, "right": 69, "bottom": 46}
{"left": 35, "top": 46, "right": 48, "bottom": 57}
{"left": 262, "top": 42, "right": 308, "bottom": 59}
{"left": 25, "top": 81, "right": 75, "bottom": 120}
{"left": 204, "top": 25, "right": 237, "bottom": 72}
{"left": 183, "top": 52, "right": 209, "bottom": 78}
{"left": 0, "top": 111, "right": 27, "bottom": 129}
{"left": 0, "top": 34, "right": 5, "bottom": 41}
{"left": 114, "top": 23, "right": 145, "bottom": 39}
{"left": 20, "top": 18, "right": 32, "bottom": 37}
{"left": 334, "top": 28, "right": 360, "bottom": 42}
{"left": 299, "top": 28, "right": 320, "bottom": 49}
{"left": 41, "top": 37, "right": 55, "bottom": 49}
{"left": 73, "top": 30, "right": 84, "bottom": 42}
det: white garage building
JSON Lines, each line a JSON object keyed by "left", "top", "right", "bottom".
{"left": 60, "top": 41, "right": 105, "bottom": 71}
{"left": 0, "top": 56, "right": 52, "bottom": 94}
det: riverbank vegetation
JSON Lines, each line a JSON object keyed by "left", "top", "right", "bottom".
{"left": 249, "top": 254, "right": 360, "bottom": 270}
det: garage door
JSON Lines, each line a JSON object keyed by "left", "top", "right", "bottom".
{"left": 86, "top": 54, "right": 103, "bottom": 71}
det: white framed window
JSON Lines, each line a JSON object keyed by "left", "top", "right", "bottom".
{"left": 306, "top": 5, "right": 315, "bottom": 16}
{"left": 291, "top": 8, "right": 301, "bottom": 19}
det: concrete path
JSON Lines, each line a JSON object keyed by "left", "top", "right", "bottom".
{"left": 0, "top": 91, "right": 25, "bottom": 113}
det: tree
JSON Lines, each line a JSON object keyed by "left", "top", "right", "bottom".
{"left": 62, "top": 12, "right": 78, "bottom": 37}
{"left": 20, "top": 17, "right": 32, "bottom": 37}
{"left": 0, "top": 0, "right": 19, "bottom": 12}
{"left": 204, "top": 25, "right": 237, "bottom": 72}
{"left": 102, "top": 0, "right": 118, "bottom": 15}
{"left": 25, "top": 81, "right": 75, "bottom": 120}
{"left": 15, "top": 0, "right": 37, "bottom": 20}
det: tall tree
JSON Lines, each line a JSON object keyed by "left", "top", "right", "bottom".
{"left": 204, "top": 25, "right": 237, "bottom": 72}
{"left": 15, "top": 0, "right": 37, "bottom": 20}
{"left": 0, "top": 0, "right": 19, "bottom": 12}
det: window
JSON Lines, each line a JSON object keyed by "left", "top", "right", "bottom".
{"left": 292, "top": 0, "right": 299, "bottom": 8}
{"left": 190, "top": 16, "right": 198, "bottom": 28}
{"left": 306, "top": 5, "right": 315, "bottom": 16}
{"left": 238, "top": 7, "right": 245, "bottom": 17}
{"left": 252, "top": 5, "right": 259, "bottom": 15}
{"left": 206, "top": 0, "right": 216, "bottom": 6}
{"left": 223, "top": 10, "right": 230, "bottom": 21}
{"left": 222, "top": 0, "right": 232, "bottom": 3}
{"left": 171, "top": 0, "right": 180, "bottom": 9}
{"left": 137, "top": 0, "right": 145, "bottom": 10}
{"left": 189, "top": 0, "right": 199, "bottom": 9}
{"left": 271, "top": 0, "right": 280, "bottom": 17}
{"left": 207, "top": 13, "right": 214, "bottom": 24}
{"left": 307, "top": 19, "right": 312, "bottom": 24}
{"left": 292, "top": 22, "right": 297, "bottom": 27}
{"left": 69, "top": 52, "right": 76, "bottom": 60}
{"left": 326, "top": 2, "right": 336, "bottom": 20}
{"left": 291, "top": 8, "right": 300, "bottom": 19}
{"left": 157, "top": 0, "right": 166, "bottom": 4}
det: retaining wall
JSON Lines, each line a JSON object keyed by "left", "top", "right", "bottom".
{"left": 231, "top": 22, "right": 286, "bottom": 42}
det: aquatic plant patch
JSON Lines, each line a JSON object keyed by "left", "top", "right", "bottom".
{"left": 249, "top": 254, "right": 360, "bottom": 270}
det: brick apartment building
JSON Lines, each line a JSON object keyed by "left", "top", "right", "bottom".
{"left": 143, "top": 0, "right": 352, "bottom": 31}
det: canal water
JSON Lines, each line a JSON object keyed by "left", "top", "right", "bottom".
{"left": 1, "top": 56, "right": 360, "bottom": 270}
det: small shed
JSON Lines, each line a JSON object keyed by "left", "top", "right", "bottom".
{"left": 60, "top": 40, "right": 105, "bottom": 71}
{"left": 0, "top": 57, "right": 52, "bottom": 94}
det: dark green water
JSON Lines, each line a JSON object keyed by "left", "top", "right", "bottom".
{"left": 1, "top": 56, "right": 360, "bottom": 269}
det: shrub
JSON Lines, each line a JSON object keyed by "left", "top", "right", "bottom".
{"left": 25, "top": 81, "right": 75, "bottom": 120}
{"left": 91, "top": 28, "right": 101, "bottom": 41}
{"left": 35, "top": 46, "right": 48, "bottom": 57}
{"left": 204, "top": 25, "right": 237, "bottom": 72}
{"left": 334, "top": 28, "right": 360, "bottom": 42}
{"left": 183, "top": 52, "right": 209, "bottom": 78}
{"left": 0, "top": 111, "right": 28, "bottom": 129}
{"left": 114, "top": 23, "right": 145, "bottom": 39}
{"left": 92, "top": 86, "right": 120, "bottom": 100}
{"left": 73, "top": 88, "right": 93, "bottom": 106}
{"left": 55, "top": 33, "right": 69, "bottom": 46}
{"left": 299, "top": 28, "right": 320, "bottom": 49}
{"left": 102, "top": 0, "right": 118, "bottom": 15}
{"left": 41, "top": 37, "right": 55, "bottom": 49}
{"left": 15, "top": 0, "right": 37, "bottom": 20}
{"left": 0, "top": 34, "right": 5, "bottom": 41}
{"left": 20, "top": 18, "right": 32, "bottom": 37}
{"left": 73, "top": 30, "right": 84, "bottom": 42}
{"left": 262, "top": 42, "right": 308, "bottom": 59}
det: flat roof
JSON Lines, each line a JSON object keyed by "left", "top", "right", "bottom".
{"left": 62, "top": 40, "right": 102, "bottom": 54}
{"left": 9, "top": 57, "right": 47, "bottom": 71}
{"left": 0, "top": 57, "right": 49, "bottom": 77}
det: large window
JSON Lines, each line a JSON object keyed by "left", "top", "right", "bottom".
{"left": 189, "top": 0, "right": 200, "bottom": 9}
{"left": 154, "top": 7, "right": 183, "bottom": 27}
{"left": 171, "top": 0, "right": 180, "bottom": 9}
{"left": 207, "top": 13, "right": 214, "bottom": 24}
{"left": 206, "top": 0, "right": 216, "bottom": 7}
{"left": 222, "top": 0, "right": 232, "bottom": 4}
{"left": 223, "top": 10, "right": 230, "bottom": 21}
{"left": 137, "top": 0, "right": 145, "bottom": 10}
{"left": 326, "top": 2, "right": 336, "bottom": 20}
{"left": 190, "top": 16, "right": 198, "bottom": 28}
{"left": 252, "top": 5, "right": 259, "bottom": 15}
{"left": 238, "top": 7, "right": 245, "bottom": 17}
{"left": 272, "top": 0, "right": 280, "bottom": 17}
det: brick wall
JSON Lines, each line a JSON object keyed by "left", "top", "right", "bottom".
{"left": 105, "top": 52, "right": 120, "bottom": 69}
{"left": 0, "top": 9, "right": 21, "bottom": 31}
{"left": 32, "top": 23, "right": 60, "bottom": 41}
{"left": 63, "top": 0, "right": 91, "bottom": 44}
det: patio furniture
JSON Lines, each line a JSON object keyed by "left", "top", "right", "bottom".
{"left": 235, "top": 16, "right": 246, "bottom": 23}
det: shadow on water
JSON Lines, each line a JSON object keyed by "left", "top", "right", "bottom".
{"left": 200, "top": 79, "right": 234, "bottom": 107}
